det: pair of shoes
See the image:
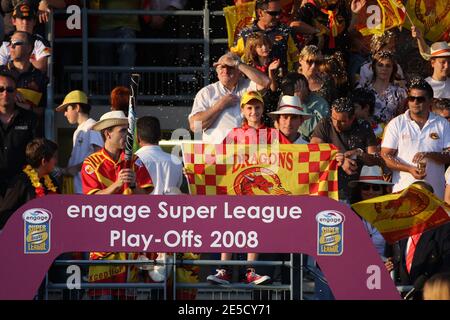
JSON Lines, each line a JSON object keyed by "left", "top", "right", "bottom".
{"left": 207, "top": 268, "right": 271, "bottom": 285}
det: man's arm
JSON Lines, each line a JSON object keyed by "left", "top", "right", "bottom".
{"left": 188, "top": 94, "right": 239, "bottom": 132}
{"left": 411, "top": 149, "right": 450, "bottom": 165}
{"left": 237, "top": 60, "right": 270, "bottom": 90}
{"left": 381, "top": 147, "right": 426, "bottom": 180}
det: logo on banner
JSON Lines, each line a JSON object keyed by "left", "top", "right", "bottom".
{"left": 23, "top": 209, "right": 52, "bottom": 254}
{"left": 234, "top": 167, "right": 291, "bottom": 195}
{"left": 316, "top": 210, "right": 344, "bottom": 256}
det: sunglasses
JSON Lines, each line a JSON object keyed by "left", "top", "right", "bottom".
{"left": 407, "top": 95, "right": 427, "bottom": 103}
{"left": 264, "top": 10, "right": 281, "bottom": 16}
{"left": 0, "top": 86, "right": 15, "bottom": 93}
{"left": 10, "top": 40, "right": 26, "bottom": 49}
{"left": 361, "top": 184, "right": 381, "bottom": 192}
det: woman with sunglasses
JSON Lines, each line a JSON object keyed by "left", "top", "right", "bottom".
{"left": 349, "top": 165, "right": 393, "bottom": 259}
{"left": 298, "top": 45, "right": 337, "bottom": 103}
{"left": 357, "top": 51, "right": 407, "bottom": 125}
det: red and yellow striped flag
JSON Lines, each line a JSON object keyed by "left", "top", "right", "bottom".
{"left": 357, "top": 0, "right": 406, "bottom": 36}
{"left": 182, "top": 143, "right": 338, "bottom": 199}
{"left": 352, "top": 184, "right": 450, "bottom": 243}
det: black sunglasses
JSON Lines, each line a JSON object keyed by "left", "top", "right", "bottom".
{"left": 264, "top": 10, "right": 281, "bottom": 16}
{"left": 10, "top": 40, "right": 26, "bottom": 49}
{"left": 407, "top": 95, "right": 427, "bottom": 103}
{"left": 361, "top": 184, "right": 381, "bottom": 192}
{"left": 0, "top": 86, "right": 15, "bottom": 93}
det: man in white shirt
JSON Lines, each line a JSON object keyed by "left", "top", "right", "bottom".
{"left": 0, "top": 1, "right": 51, "bottom": 72}
{"left": 56, "top": 90, "right": 103, "bottom": 194}
{"left": 381, "top": 77, "right": 450, "bottom": 199}
{"left": 135, "top": 116, "right": 182, "bottom": 195}
{"left": 188, "top": 52, "right": 270, "bottom": 144}
{"left": 424, "top": 42, "right": 450, "bottom": 99}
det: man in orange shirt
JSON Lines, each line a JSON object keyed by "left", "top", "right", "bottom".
{"left": 81, "top": 110, "right": 153, "bottom": 299}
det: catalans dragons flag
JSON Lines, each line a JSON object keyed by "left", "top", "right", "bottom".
{"left": 352, "top": 184, "right": 450, "bottom": 244}
{"left": 356, "top": 0, "right": 406, "bottom": 36}
{"left": 224, "top": 1, "right": 255, "bottom": 48}
{"left": 182, "top": 143, "right": 338, "bottom": 199}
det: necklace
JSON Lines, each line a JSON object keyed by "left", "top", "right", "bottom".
{"left": 23, "top": 165, "right": 57, "bottom": 197}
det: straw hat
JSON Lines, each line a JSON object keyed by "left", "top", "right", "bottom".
{"left": 430, "top": 42, "right": 450, "bottom": 58}
{"left": 240, "top": 91, "right": 264, "bottom": 107}
{"left": 56, "top": 90, "right": 89, "bottom": 112}
{"left": 269, "top": 95, "right": 312, "bottom": 118}
{"left": 348, "top": 165, "right": 393, "bottom": 187}
{"left": 92, "top": 111, "right": 128, "bottom": 131}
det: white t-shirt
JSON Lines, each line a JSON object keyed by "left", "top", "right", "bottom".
{"left": 425, "top": 76, "right": 450, "bottom": 99}
{"left": 0, "top": 37, "right": 51, "bottom": 65}
{"left": 135, "top": 145, "right": 183, "bottom": 195}
{"left": 381, "top": 111, "right": 450, "bottom": 198}
{"left": 68, "top": 118, "right": 103, "bottom": 194}
{"left": 189, "top": 78, "right": 257, "bottom": 143}
{"left": 446, "top": 166, "right": 450, "bottom": 185}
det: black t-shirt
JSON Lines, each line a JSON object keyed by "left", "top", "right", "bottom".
{"left": 312, "top": 117, "right": 377, "bottom": 201}
{"left": 0, "top": 107, "right": 38, "bottom": 195}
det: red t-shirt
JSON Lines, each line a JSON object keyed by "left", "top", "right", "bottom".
{"left": 224, "top": 123, "right": 291, "bottom": 145}
{"left": 81, "top": 148, "right": 153, "bottom": 194}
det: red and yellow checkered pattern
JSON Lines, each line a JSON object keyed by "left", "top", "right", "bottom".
{"left": 182, "top": 143, "right": 338, "bottom": 199}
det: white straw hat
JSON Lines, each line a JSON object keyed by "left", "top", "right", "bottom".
{"left": 92, "top": 111, "right": 128, "bottom": 131}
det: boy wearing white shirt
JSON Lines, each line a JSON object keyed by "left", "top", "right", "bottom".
{"left": 56, "top": 90, "right": 103, "bottom": 194}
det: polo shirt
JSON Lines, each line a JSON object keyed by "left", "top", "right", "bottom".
{"left": 189, "top": 78, "right": 257, "bottom": 143}
{"left": 381, "top": 110, "right": 450, "bottom": 198}
{"left": 0, "top": 107, "right": 38, "bottom": 193}
{"left": 81, "top": 148, "right": 153, "bottom": 195}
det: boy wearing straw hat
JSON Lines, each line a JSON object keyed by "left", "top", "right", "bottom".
{"left": 56, "top": 90, "right": 103, "bottom": 194}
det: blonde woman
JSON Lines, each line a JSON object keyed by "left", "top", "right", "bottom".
{"left": 298, "top": 45, "right": 336, "bottom": 103}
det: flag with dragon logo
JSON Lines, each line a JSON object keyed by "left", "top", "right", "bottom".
{"left": 181, "top": 143, "right": 338, "bottom": 199}
{"left": 352, "top": 184, "right": 450, "bottom": 244}
{"left": 404, "top": 0, "right": 450, "bottom": 42}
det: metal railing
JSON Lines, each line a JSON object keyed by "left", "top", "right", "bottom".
{"left": 42, "top": 254, "right": 312, "bottom": 300}
{"left": 46, "top": 1, "right": 228, "bottom": 140}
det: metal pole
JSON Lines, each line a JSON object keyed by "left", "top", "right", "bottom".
{"left": 82, "top": 0, "right": 88, "bottom": 94}
{"left": 45, "top": 9, "right": 55, "bottom": 140}
{"left": 203, "top": 0, "right": 210, "bottom": 87}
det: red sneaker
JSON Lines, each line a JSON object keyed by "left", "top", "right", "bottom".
{"left": 207, "top": 269, "right": 231, "bottom": 285}
{"left": 243, "top": 268, "right": 271, "bottom": 285}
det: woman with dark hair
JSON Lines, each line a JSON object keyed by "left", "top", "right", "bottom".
{"left": 349, "top": 165, "right": 393, "bottom": 258}
{"left": 357, "top": 51, "right": 407, "bottom": 124}
{"left": 0, "top": 138, "right": 59, "bottom": 230}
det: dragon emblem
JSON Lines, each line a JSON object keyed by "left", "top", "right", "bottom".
{"left": 234, "top": 167, "right": 291, "bottom": 195}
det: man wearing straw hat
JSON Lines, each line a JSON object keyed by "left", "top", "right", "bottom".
{"left": 56, "top": 90, "right": 103, "bottom": 194}
{"left": 80, "top": 110, "right": 154, "bottom": 299}
{"left": 269, "top": 95, "right": 311, "bottom": 144}
{"left": 81, "top": 110, "right": 153, "bottom": 195}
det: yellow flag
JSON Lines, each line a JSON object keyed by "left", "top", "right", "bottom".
{"left": 224, "top": 2, "right": 256, "bottom": 48}
{"left": 182, "top": 143, "right": 338, "bottom": 200}
{"left": 404, "top": 0, "right": 450, "bottom": 42}
{"left": 352, "top": 185, "right": 450, "bottom": 243}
